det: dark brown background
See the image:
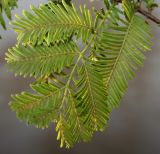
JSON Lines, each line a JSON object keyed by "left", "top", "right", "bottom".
{"left": 0, "top": 0, "right": 160, "bottom": 154}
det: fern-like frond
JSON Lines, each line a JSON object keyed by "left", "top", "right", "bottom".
{"left": 95, "top": 0, "right": 152, "bottom": 109}
{"left": 56, "top": 114, "right": 74, "bottom": 148}
{"left": 56, "top": 91, "right": 93, "bottom": 148}
{"left": 67, "top": 92, "right": 93, "bottom": 143}
{"left": 76, "top": 59, "right": 109, "bottom": 131}
{"left": 7, "top": 0, "right": 155, "bottom": 149}
{"left": 10, "top": 74, "right": 94, "bottom": 148}
{"left": 11, "top": 0, "right": 93, "bottom": 45}
{"left": 7, "top": 3, "right": 122, "bottom": 148}
{"left": 10, "top": 83, "right": 64, "bottom": 128}
{"left": 5, "top": 42, "right": 78, "bottom": 77}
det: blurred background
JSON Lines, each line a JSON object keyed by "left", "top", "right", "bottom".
{"left": 0, "top": 0, "right": 160, "bottom": 154}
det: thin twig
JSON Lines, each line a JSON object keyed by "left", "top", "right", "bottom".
{"left": 113, "top": 0, "right": 160, "bottom": 24}
{"left": 137, "top": 8, "right": 160, "bottom": 24}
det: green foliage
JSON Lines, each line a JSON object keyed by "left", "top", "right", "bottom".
{"left": 144, "top": 0, "right": 158, "bottom": 11}
{"left": 6, "top": 42, "right": 78, "bottom": 77}
{"left": 0, "top": 0, "right": 17, "bottom": 38}
{"left": 12, "top": 1, "right": 93, "bottom": 45}
{"left": 5, "top": 0, "right": 158, "bottom": 148}
{"left": 95, "top": 1, "right": 152, "bottom": 109}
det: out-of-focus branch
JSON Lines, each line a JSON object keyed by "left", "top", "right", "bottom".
{"left": 137, "top": 8, "right": 160, "bottom": 24}
{"left": 113, "top": 0, "right": 160, "bottom": 24}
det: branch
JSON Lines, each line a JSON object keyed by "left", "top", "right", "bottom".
{"left": 137, "top": 8, "right": 160, "bottom": 24}
{"left": 113, "top": 0, "right": 160, "bottom": 24}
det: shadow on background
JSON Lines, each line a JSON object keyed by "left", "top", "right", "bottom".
{"left": 0, "top": 0, "right": 160, "bottom": 154}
